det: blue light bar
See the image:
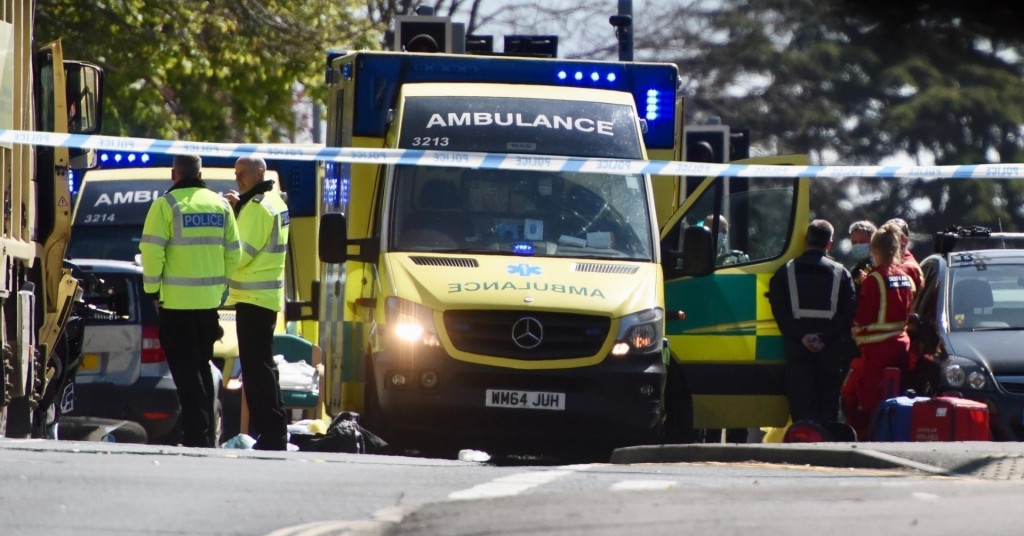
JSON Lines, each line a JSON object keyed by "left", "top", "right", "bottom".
{"left": 512, "top": 241, "right": 535, "bottom": 256}
{"left": 344, "top": 53, "right": 680, "bottom": 149}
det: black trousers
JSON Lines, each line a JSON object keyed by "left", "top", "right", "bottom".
{"left": 160, "top": 308, "right": 219, "bottom": 447}
{"left": 785, "top": 341, "right": 843, "bottom": 425}
{"left": 236, "top": 302, "right": 288, "bottom": 449}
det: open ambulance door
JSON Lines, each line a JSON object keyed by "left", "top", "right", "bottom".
{"left": 659, "top": 155, "right": 810, "bottom": 441}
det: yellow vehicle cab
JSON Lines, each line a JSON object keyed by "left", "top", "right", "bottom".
{"left": 314, "top": 51, "right": 678, "bottom": 454}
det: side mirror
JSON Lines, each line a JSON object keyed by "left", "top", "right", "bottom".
{"left": 319, "top": 212, "right": 348, "bottom": 264}
{"left": 681, "top": 225, "right": 715, "bottom": 277}
{"left": 63, "top": 61, "right": 103, "bottom": 135}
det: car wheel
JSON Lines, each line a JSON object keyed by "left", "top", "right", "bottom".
{"left": 85, "top": 420, "right": 148, "bottom": 443}
{"left": 210, "top": 396, "right": 225, "bottom": 447}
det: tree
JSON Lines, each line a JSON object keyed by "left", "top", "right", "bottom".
{"left": 623, "top": 0, "right": 1024, "bottom": 236}
{"left": 38, "top": 0, "right": 380, "bottom": 142}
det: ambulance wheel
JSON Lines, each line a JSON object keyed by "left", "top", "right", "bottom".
{"left": 664, "top": 361, "right": 696, "bottom": 444}
{"left": 362, "top": 357, "right": 401, "bottom": 454}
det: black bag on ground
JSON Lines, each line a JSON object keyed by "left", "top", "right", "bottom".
{"left": 291, "top": 412, "right": 388, "bottom": 454}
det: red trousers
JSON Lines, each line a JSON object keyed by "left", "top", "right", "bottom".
{"left": 841, "top": 334, "right": 911, "bottom": 440}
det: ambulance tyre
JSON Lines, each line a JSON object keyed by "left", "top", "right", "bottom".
{"left": 664, "top": 361, "right": 696, "bottom": 444}
{"left": 363, "top": 356, "right": 400, "bottom": 454}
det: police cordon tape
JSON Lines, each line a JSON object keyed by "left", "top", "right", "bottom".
{"left": 5, "top": 128, "right": 1024, "bottom": 180}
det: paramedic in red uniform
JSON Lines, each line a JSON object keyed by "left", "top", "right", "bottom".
{"left": 768, "top": 219, "right": 856, "bottom": 427}
{"left": 842, "top": 223, "right": 915, "bottom": 440}
{"left": 885, "top": 217, "right": 924, "bottom": 293}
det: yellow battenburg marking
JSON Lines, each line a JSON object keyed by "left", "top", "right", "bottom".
{"left": 673, "top": 334, "right": 758, "bottom": 361}
{"left": 755, "top": 273, "right": 776, "bottom": 335}
{"left": 692, "top": 395, "right": 790, "bottom": 428}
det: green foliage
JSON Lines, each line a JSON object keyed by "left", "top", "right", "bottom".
{"left": 37, "top": 0, "right": 381, "bottom": 142}
{"left": 630, "top": 0, "right": 1024, "bottom": 241}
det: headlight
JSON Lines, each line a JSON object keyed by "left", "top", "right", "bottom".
{"left": 612, "top": 308, "right": 664, "bottom": 356}
{"left": 943, "top": 355, "right": 992, "bottom": 391}
{"left": 385, "top": 297, "right": 440, "bottom": 347}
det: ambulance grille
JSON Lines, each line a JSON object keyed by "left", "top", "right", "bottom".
{"left": 573, "top": 263, "right": 639, "bottom": 274}
{"left": 409, "top": 256, "right": 479, "bottom": 268}
{"left": 443, "top": 310, "right": 609, "bottom": 359}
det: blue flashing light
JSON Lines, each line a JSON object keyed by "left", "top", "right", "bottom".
{"left": 347, "top": 53, "right": 679, "bottom": 148}
{"left": 512, "top": 241, "right": 535, "bottom": 256}
{"left": 141, "top": 154, "right": 150, "bottom": 164}
{"left": 590, "top": 72, "right": 599, "bottom": 82}
{"left": 127, "top": 153, "right": 136, "bottom": 163}
{"left": 114, "top": 153, "right": 123, "bottom": 163}
{"left": 100, "top": 153, "right": 109, "bottom": 163}
{"left": 645, "top": 89, "right": 662, "bottom": 121}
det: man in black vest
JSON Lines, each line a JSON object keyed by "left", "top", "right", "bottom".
{"left": 768, "top": 219, "right": 856, "bottom": 427}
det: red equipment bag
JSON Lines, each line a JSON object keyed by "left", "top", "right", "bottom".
{"left": 909, "top": 395, "right": 990, "bottom": 441}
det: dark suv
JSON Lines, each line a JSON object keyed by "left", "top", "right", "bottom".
{"left": 911, "top": 227, "right": 1024, "bottom": 441}
{"left": 65, "top": 259, "right": 224, "bottom": 445}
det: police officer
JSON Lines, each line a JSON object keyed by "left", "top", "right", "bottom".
{"left": 141, "top": 154, "right": 240, "bottom": 447}
{"left": 768, "top": 219, "right": 856, "bottom": 427}
{"left": 225, "top": 156, "right": 290, "bottom": 451}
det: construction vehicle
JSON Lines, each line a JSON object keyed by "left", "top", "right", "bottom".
{"left": 1, "top": 0, "right": 103, "bottom": 437}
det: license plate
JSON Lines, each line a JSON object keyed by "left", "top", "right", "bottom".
{"left": 80, "top": 353, "right": 100, "bottom": 371}
{"left": 485, "top": 389, "right": 565, "bottom": 411}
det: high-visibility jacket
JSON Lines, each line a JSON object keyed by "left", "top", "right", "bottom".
{"left": 226, "top": 189, "right": 289, "bottom": 312}
{"left": 140, "top": 181, "right": 240, "bottom": 310}
{"left": 852, "top": 263, "right": 914, "bottom": 345}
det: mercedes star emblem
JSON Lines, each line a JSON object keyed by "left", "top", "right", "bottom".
{"left": 511, "top": 316, "right": 543, "bottom": 349}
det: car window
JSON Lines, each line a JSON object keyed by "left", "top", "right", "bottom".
{"left": 82, "top": 272, "right": 138, "bottom": 324}
{"left": 68, "top": 225, "right": 142, "bottom": 262}
{"left": 949, "top": 262, "right": 1024, "bottom": 331}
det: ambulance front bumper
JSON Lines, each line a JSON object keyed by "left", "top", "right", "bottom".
{"left": 371, "top": 347, "right": 665, "bottom": 452}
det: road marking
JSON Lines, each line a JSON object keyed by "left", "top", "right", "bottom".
{"left": 263, "top": 507, "right": 416, "bottom": 536}
{"left": 611, "top": 479, "right": 678, "bottom": 491}
{"left": 448, "top": 470, "right": 573, "bottom": 500}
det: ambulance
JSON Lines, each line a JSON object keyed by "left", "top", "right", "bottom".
{"left": 315, "top": 51, "right": 678, "bottom": 453}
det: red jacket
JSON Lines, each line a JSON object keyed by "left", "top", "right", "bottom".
{"left": 901, "top": 250, "right": 924, "bottom": 294}
{"left": 853, "top": 263, "right": 914, "bottom": 345}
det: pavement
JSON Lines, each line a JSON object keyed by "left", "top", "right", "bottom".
{"left": 611, "top": 441, "right": 1024, "bottom": 480}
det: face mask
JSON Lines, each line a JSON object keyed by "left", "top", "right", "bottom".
{"left": 717, "top": 233, "right": 728, "bottom": 250}
{"left": 850, "top": 243, "right": 870, "bottom": 259}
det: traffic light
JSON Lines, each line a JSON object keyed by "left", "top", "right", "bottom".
{"left": 685, "top": 125, "right": 729, "bottom": 163}
{"left": 394, "top": 15, "right": 453, "bottom": 53}
{"left": 729, "top": 127, "right": 750, "bottom": 161}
